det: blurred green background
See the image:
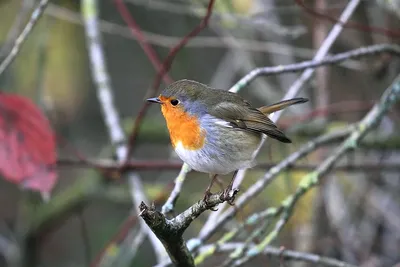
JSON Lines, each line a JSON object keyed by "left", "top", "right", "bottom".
{"left": 0, "top": 0, "right": 400, "bottom": 267}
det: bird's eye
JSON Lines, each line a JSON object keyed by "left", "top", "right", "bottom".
{"left": 170, "top": 99, "right": 179, "bottom": 106}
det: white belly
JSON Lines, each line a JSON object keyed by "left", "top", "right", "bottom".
{"left": 172, "top": 115, "right": 263, "bottom": 175}
{"left": 174, "top": 135, "right": 260, "bottom": 175}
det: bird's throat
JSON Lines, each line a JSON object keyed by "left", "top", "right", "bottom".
{"left": 161, "top": 105, "right": 205, "bottom": 151}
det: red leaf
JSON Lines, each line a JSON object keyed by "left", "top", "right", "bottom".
{"left": 0, "top": 93, "right": 57, "bottom": 195}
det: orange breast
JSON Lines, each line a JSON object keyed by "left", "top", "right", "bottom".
{"left": 161, "top": 104, "right": 205, "bottom": 150}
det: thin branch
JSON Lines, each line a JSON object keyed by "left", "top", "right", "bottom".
{"left": 197, "top": 44, "right": 399, "bottom": 241}
{"left": 233, "top": 73, "right": 400, "bottom": 266}
{"left": 197, "top": 164, "right": 246, "bottom": 240}
{"left": 0, "top": 0, "right": 49, "bottom": 76}
{"left": 100, "top": 226, "right": 146, "bottom": 267}
{"left": 126, "top": 0, "right": 353, "bottom": 17}
{"left": 81, "top": 0, "right": 166, "bottom": 263}
{"left": 113, "top": 0, "right": 172, "bottom": 84}
{"left": 274, "top": 0, "right": 362, "bottom": 104}
{"left": 229, "top": 44, "right": 400, "bottom": 92}
{"left": 131, "top": 0, "right": 307, "bottom": 39}
{"left": 217, "top": 218, "right": 274, "bottom": 267}
{"left": 90, "top": 187, "right": 170, "bottom": 267}
{"left": 195, "top": 243, "right": 358, "bottom": 267}
{"left": 90, "top": 215, "right": 138, "bottom": 267}
{"left": 32, "top": 3, "right": 362, "bottom": 70}
{"left": 77, "top": 211, "right": 91, "bottom": 266}
{"left": 192, "top": 127, "right": 354, "bottom": 257}
{"left": 230, "top": 0, "right": 362, "bottom": 94}
{"left": 196, "top": 0, "right": 362, "bottom": 250}
{"left": 161, "top": 163, "right": 191, "bottom": 216}
{"left": 279, "top": 100, "right": 374, "bottom": 128}
{"left": 295, "top": 0, "right": 400, "bottom": 38}
{"left": 57, "top": 158, "right": 400, "bottom": 172}
{"left": 124, "top": 0, "right": 216, "bottom": 158}
{"left": 135, "top": 0, "right": 216, "bottom": 226}
{"left": 116, "top": 228, "right": 147, "bottom": 266}
{"left": 0, "top": 0, "right": 31, "bottom": 59}
{"left": 140, "top": 202, "right": 195, "bottom": 267}
{"left": 153, "top": 127, "right": 355, "bottom": 267}
{"left": 261, "top": 246, "right": 357, "bottom": 267}
{"left": 140, "top": 188, "right": 239, "bottom": 267}
{"left": 198, "top": 0, "right": 362, "bottom": 245}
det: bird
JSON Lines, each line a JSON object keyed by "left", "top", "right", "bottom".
{"left": 147, "top": 79, "right": 308, "bottom": 204}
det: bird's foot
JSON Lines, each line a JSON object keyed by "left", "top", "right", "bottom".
{"left": 220, "top": 187, "right": 239, "bottom": 206}
{"left": 203, "top": 190, "right": 219, "bottom": 211}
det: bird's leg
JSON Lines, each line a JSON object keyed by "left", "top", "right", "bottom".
{"left": 203, "top": 174, "right": 219, "bottom": 210}
{"left": 204, "top": 174, "right": 217, "bottom": 196}
{"left": 221, "top": 170, "right": 239, "bottom": 205}
{"left": 215, "top": 176, "right": 225, "bottom": 191}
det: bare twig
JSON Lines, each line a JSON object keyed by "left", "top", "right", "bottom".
{"left": 272, "top": 0, "right": 362, "bottom": 105}
{"left": 198, "top": 43, "right": 400, "bottom": 236}
{"left": 81, "top": 0, "right": 166, "bottom": 263}
{"left": 30, "top": 3, "right": 361, "bottom": 70}
{"left": 152, "top": 127, "right": 357, "bottom": 266}
{"left": 90, "top": 215, "right": 138, "bottom": 267}
{"left": 113, "top": 0, "right": 172, "bottom": 84}
{"left": 136, "top": 0, "right": 216, "bottom": 225}
{"left": 313, "top": 0, "right": 330, "bottom": 124}
{"left": 78, "top": 211, "right": 91, "bottom": 266}
{"left": 0, "top": 0, "right": 49, "bottom": 76}
{"left": 161, "top": 163, "right": 191, "bottom": 216}
{"left": 232, "top": 73, "right": 400, "bottom": 266}
{"left": 126, "top": 0, "right": 352, "bottom": 19}
{"left": 99, "top": 226, "right": 146, "bottom": 267}
{"left": 0, "top": 0, "right": 31, "bottom": 59}
{"left": 194, "top": 243, "right": 358, "bottom": 267}
{"left": 124, "top": 0, "right": 216, "bottom": 158}
{"left": 140, "top": 188, "right": 239, "bottom": 267}
{"left": 57, "top": 157, "right": 400, "bottom": 172}
{"left": 261, "top": 245, "right": 357, "bottom": 267}
{"left": 295, "top": 0, "right": 400, "bottom": 38}
{"left": 198, "top": 0, "right": 362, "bottom": 248}
{"left": 211, "top": 23, "right": 281, "bottom": 101}
{"left": 231, "top": 0, "right": 362, "bottom": 94}
{"left": 192, "top": 127, "right": 354, "bottom": 259}
{"left": 90, "top": 187, "right": 168, "bottom": 267}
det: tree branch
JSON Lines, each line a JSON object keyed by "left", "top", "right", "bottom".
{"left": 197, "top": 0, "right": 362, "bottom": 245}
{"left": 230, "top": 43, "right": 400, "bottom": 91}
{"left": 140, "top": 188, "right": 239, "bottom": 267}
{"left": 0, "top": 0, "right": 31, "bottom": 59}
{"left": 81, "top": 0, "right": 166, "bottom": 262}
{"left": 124, "top": 0, "right": 216, "bottom": 159}
{"left": 192, "top": 127, "right": 353, "bottom": 258}
{"left": 56, "top": 157, "right": 400, "bottom": 172}
{"left": 191, "top": 243, "right": 357, "bottom": 267}
{"left": 232, "top": 72, "right": 400, "bottom": 266}
{"left": 0, "top": 0, "right": 49, "bottom": 76}
{"left": 113, "top": 0, "right": 172, "bottom": 83}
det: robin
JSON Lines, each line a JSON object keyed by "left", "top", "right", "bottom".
{"left": 147, "top": 79, "right": 308, "bottom": 204}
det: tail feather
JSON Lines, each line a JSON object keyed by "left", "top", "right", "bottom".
{"left": 257, "top": 97, "right": 308, "bottom": 115}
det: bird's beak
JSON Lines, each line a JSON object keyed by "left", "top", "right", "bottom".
{"left": 146, "top": 97, "right": 162, "bottom": 104}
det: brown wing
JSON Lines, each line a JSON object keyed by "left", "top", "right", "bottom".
{"left": 209, "top": 101, "right": 291, "bottom": 143}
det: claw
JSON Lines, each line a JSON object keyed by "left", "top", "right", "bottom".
{"left": 203, "top": 190, "right": 219, "bottom": 211}
{"left": 209, "top": 206, "right": 219, "bottom": 211}
{"left": 203, "top": 190, "right": 211, "bottom": 202}
{"left": 220, "top": 187, "right": 239, "bottom": 205}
